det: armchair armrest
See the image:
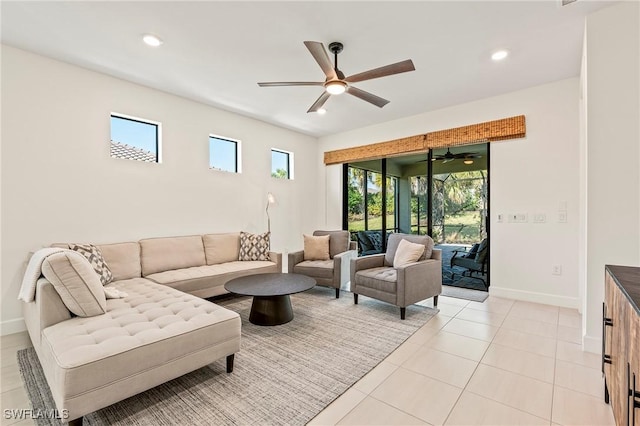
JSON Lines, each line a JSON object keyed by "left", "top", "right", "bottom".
{"left": 431, "top": 248, "right": 442, "bottom": 261}
{"left": 350, "top": 253, "right": 385, "bottom": 286}
{"left": 269, "top": 251, "right": 283, "bottom": 273}
{"left": 334, "top": 249, "right": 358, "bottom": 287}
{"left": 287, "top": 250, "right": 304, "bottom": 273}
{"left": 396, "top": 258, "right": 442, "bottom": 307}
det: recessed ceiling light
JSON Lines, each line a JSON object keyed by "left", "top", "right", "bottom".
{"left": 463, "top": 159, "right": 474, "bottom": 165}
{"left": 491, "top": 50, "right": 509, "bottom": 61}
{"left": 317, "top": 108, "right": 327, "bottom": 115}
{"left": 143, "top": 34, "right": 163, "bottom": 47}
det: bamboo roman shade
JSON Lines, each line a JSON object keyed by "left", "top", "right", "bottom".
{"left": 323, "top": 115, "right": 526, "bottom": 165}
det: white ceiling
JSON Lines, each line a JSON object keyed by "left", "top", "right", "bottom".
{"left": 1, "top": 1, "right": 614, "bottom": 138}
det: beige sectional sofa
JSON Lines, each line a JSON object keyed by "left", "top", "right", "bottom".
{"left": 22, "top": 232, "right": 281, "bottom": 425}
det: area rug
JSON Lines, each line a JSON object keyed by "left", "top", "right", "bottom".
{"left": 441, "top": 285, "right": 489, "bottom": 302}
{"left": 446, "top": 275, "right": 488, "bottom": 292}
{"left": 17, "top": 287, "right": 437, "bottom": 426}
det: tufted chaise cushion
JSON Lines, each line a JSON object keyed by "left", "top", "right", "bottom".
{"left": 39, "top": 278, "right": 240, "bottom": 411}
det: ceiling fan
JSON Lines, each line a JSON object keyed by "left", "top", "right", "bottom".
{"left": 432, "top": 148, "right": 483, "bottom": 164}
{"left": 258, "top": 41, "right": 415, "bottom": 113}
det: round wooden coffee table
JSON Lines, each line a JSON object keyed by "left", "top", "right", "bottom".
{"left": 224, "top": 273, "right": 316, "bottom": 326}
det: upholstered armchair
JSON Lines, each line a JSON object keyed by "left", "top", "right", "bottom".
{"left": 350, "top": 233, "right": 442, "bottom": 319}
{"left": 288, "top": 230, "right": 357, "bottom": 298}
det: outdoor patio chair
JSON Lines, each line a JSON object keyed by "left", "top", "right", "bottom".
{"left": 450, "top": 238, "right": 488, "bottom": 287}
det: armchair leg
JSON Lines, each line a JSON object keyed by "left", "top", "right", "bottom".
{"left": 335, "top": 288, "right": 340, "bottom": 298}
{"left": 400, "top": 307, "right": 406, "bottom": 320}
{"left": 434, "top": 295, "right": 439, "bottom": 307}
{"left": 226, "top": 354, "right": 234, "bottom": 373}
{"left": 354, "top": 293, "right": 358, "bottom": 304}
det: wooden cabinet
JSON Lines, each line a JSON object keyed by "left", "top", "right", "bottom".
{"left": 604, "top": 265, "right": 640, "bottom": 426}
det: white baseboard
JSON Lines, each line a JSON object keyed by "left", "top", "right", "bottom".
{"left": 582, "top": 333, "right": 601, "bottom": 354}
{"left": 489, "top": 286, "right": 580, "bottom": 309}
{"left": 1, "top": 318, "right": 26, "bottom": 336}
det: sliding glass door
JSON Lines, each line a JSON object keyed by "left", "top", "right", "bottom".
{"left": 342, "top": 143, "right": 490, "bottom": 290}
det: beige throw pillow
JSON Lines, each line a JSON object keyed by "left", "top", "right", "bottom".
{"left": 303, "top": 234, "right": 330, "bottom": 261}
{"left": 393, "top": 239, "right": 425, "bottom": 268}
{"left": 41, "top": 251, "right": 107, "bottom": 317}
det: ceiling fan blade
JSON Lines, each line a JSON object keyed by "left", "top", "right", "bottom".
{"left": 345, "top": 59, "right": 415, "bottom": 83}
{"left": 346, "top": 86, "right": 389, "bottom": 108}
{"left": 304, "top": 41, "right": 338, "bottom": 80}
{"left": 442, "top": 158, "right": 455, "bottom": 164}
{"left": 258, "top": 82, "right": 324, "bottom": 87}
{"left": 307, "top": 91, "right": 331, "bottom": 113}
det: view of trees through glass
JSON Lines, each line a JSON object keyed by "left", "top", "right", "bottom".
{"left": 347, "top": 167, "right": 397, "bottom": 233}
{"left": 427, "top": 171, "right": 487, "bottom": 244}
{"left": 345, "top": 145, "right": 488, "bottom": 247}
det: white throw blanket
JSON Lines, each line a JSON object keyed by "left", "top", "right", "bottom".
{"left": 18, "top": 248, "right": 65, "bottom": 302}
{"left": 18, "top": 247, "right": 127, "bottom": 302}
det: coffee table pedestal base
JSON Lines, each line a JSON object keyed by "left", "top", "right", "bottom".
{"left": 249, "top": 295, "right": 293, "bottom": 326}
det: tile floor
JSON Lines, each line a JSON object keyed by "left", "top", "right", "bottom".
{"left": 0, "top": 295, "right": 615, "bottom": 426}
{"left": 309, "top": 295, "right": 616, "bottom": 426}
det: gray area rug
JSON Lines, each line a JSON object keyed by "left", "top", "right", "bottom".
{"left": 17, "top": 287, "right": 437, "bottom": 425}
{"left": 441, "top": 285, "right": 489, "bottom": 302}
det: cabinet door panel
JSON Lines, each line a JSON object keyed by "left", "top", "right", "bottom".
{"left": 607, "top": 272, "right": 629, "bottom": 426}
{"left": 628, "top": 306, "right": 640, "bottom": 426}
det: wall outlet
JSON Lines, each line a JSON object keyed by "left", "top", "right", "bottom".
{"left": 508, "top": 213, "right": 528, "bottom": 223}
{"left": 497, "top": 214, "right": 504, "bottom": 223}
{"left": 533, "top": 213, "right": 546, "bottom": 223}
{"left": 552, "top": 265, "right": 563, "bottom": 275}
{"left": 558, "top": 211, "right": 567, "bottom": 223}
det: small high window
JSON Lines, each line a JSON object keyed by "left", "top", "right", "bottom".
{"left": 209, "top": 135, "right": 240, "bottom": 173}
{"left": 271, "top": 149, "right": 293, "bottom": 179}
{"left": 110, "top": 114, "right": 160, "bottom": 163}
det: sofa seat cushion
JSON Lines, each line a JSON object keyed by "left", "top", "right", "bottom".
{"left": 293, "top": 260, "right": 334, "bottom": 279}
{"left": 145, "top": 261, "right": 278, "bottom": 296}
{"left": 355, "top": 267, "right": 397, "bottom": 293}
{"left": 40, "top": 278, "right": 240, "bottom": 401}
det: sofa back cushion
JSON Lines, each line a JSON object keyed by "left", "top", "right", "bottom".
{"left": 97, "top": 242, "right": 142, "bottom": 281}
{"left": 312, "top": 230, "right": 350, "bottom": 259}
{"left": 41, "top": 251, "right": 106, "bottom": 317}
{"left": 139, "top": 235, "right": 206, "bottom": 276}
{"left": 384, "top": 233, "right": 434, "bottom": 267}
{"left": 203, "top": 233, "right": 241, "bottom": 265}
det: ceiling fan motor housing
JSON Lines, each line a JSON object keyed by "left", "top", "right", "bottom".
{"left": 328, "top": 42, "right": 344, "bottom": 54}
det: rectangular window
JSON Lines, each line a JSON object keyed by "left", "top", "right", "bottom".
{"left": 271, "top": 149, "right": 293, "bottom": 179}
{"left": 110, "top": 114, "right": 160, "bottom": 163}
{"left": 209, "top": 135, "right": 240, "bottom": 173}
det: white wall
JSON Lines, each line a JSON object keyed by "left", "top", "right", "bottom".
{"left": 582, "top": 2, "right": 640, "bottom": 352}
{"left": 318, "top": 77, "right": 581, "bottom": 308}
{"left": 1, "top": 46, "right": 320, "bottom": 334}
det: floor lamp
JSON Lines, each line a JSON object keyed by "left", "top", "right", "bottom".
{"left": 265, "top": 192, "right": 276, "bottom": 234}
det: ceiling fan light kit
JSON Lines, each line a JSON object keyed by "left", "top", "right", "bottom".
{"left": 325, "top": 80, "right": 346, "bottom": 95}
{"left": 258, "top": 41, "right": 415, "bottom": 113}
